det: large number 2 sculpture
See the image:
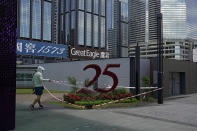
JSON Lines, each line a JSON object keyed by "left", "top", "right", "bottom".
{"left": 83, "top": 64, "right": 120, "bottom": 93}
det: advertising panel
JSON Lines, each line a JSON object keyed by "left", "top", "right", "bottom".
{"left": 16, "top": 39, "right": 67, "bottom": 58}
{"left": 69, "top": 46, "right": 109, "bottom": 59}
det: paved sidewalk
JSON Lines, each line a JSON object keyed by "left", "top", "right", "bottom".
{"left": 12, "top": 93, "right": 197, "bottom": 131}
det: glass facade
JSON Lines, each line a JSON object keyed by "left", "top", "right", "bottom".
{"left": 120, "top": 0, "right": 128, "bottom": 22}
{"left": 79, "top": 0, "right": 84, "bottom": 10}
{"left": 78, "top": 11, "right": 85, "bottom": 45}
{"left": 94, "top": 0, "right": 99, "bottom": 14}
{"left": 59, "top": 0, "right": 107, "bottom": 48}
{"left": 20, "top": 0, "right": 30, "bottom": 38}
{"left": 186, "top": 0, "right": 197, "bottom": 40}
{"left": 32, "top": 0, "right": 41, "bottom": 39}
{"left": 101, "top": 0, "right": 106, "bottom": 16}
{"left": 101, "top": 17, "right": 105, "bottom": 48}
{"left": 86, "top": 13, "right": 92, "bottom": 46}
{"left": 65, "top": 13, "right": 70, "bottom": 44}
{"left": 94, "top": 15, "right": 99, "bottom": 47}
{"left": 161, "top": 0, "right": 187, "bottom": 39}
{"left": 86, "top": 0, "right": 92, "bottom": 12}
{"left": 43, "top": 1, "right": 51, "bottom": 41}
{"left": 108, "top": 0, "right": 128, "bottom": 57}
{"left": 18, "top": 0, "right": 53, "bottom": 42}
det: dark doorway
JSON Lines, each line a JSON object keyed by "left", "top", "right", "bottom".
{"left": 169, "top": 72, "right": 185, "bottom": 96}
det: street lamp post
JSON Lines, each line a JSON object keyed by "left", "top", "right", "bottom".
{"left": 157, "top": 13, "right": 163, "bottom": 104}
{"left": 136, "top": 42, "right": 140, "bottom": 100}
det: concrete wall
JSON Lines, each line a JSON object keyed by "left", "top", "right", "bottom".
{"left": 18, "top": 58, "right": 150, "bottom": 91}
{"left": 163, "top": 59, "right": 197, "bottom": 97}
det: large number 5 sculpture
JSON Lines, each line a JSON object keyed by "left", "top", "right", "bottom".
{"left": 83, "top": 64, "right": 120, "bottom": 93}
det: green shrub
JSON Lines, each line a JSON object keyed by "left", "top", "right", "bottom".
{"left": 142, "top": 76, "right": 151, "bottom": 87}
{"left": 67, "top": 76, "right": 78, "bottom": 93}
{"left": 75, "top": 100, "right": 111, "bottom": 106}
{"left": 110, "top": 88, "right": 128, "bottom": 95}
{"left": 83, "top": 78, "right": 89, "bottom": 87}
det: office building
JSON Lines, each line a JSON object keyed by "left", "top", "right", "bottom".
{"left": 108, "top": 0, "right": 128, "bottom": 58}
{"left": 58, "top": 0, "right": 108, "bottom": 49}
{"left": 17, "top": 0, "right": 61, "bottom": 64}
{"left": 129, "top": 0, "right": 196, "bottom": 61}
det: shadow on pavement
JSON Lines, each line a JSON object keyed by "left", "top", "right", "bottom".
{"left": 11, "top": 103, "right": 134, "bottom": 131}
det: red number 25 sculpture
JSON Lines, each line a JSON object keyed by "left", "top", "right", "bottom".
{"left": 83, "top": 64, "right": 120, "bottom": 93}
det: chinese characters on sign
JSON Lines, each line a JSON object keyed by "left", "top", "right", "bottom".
{"left": 69, "top": 46, "right": 109, "bottom": 59}
{"left": 16, "top": 39, "right": 67, "bottom": 58}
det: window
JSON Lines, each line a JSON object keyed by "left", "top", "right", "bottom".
{"left": 101, "top": 0, "right": 105, "bottom": 16}
{"left": 86, "top": 0, "right": 92, "bottom": 12}
{"left": 43, "top": 1, "right": 51, "bottom": 41}
{"left": 71, "top": 11, "right": 76, "bottom": 30}
{"left": 65, "top": 13, "right": 70, "bottom": 44}
{"left": 20, "top": 0, "right": 30, "bottom": 38}
{"left": 100, "top": 17, "right": 105, "bottom": 48}
{"left": 65, "top": 0, "right": 70, "bottom": 12}
{"left": 94, "top": 0, "right": 99, "bottom": 14}
{"left": 60, "top": 15, "right": 64, "bottom": 44}
{"left": 71, "top": 11, "right": 76, "bottom": 45}
{"left": 121, "top": 23, "right": 128, "bottom": 46}
{"left": 121, "top": 0, "right": 128, "bottom": 22}
{"left": 61, "top": 0, "right": 64, "bottom": 13}
{"left": 32, "top": 0, "right": 41, "bottom": 39}
{"left": 71, "top": 0, "right": 76, "bottom": 10}
{"left": 78, "top": 11, "right": 84, "bottom": 45}
{"left": 94, "top": 15, "right": 99, "bottom": 47}
{"left": 79, "top": 0, "right": 84, "bottom": 10}
{"left": 86, "top": 13, "right": 91, "bottom": 46}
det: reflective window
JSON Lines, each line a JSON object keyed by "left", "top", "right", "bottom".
{"left": 60, "top": 15, "right": 64, "bottom": 44}
{"left": 121, "top": 0, "right": 128, "bottom": 22}
{"left": 43, "top": 1, "right": 51, "bottom": 41}
{"left": 94, "top": 0, "right": 99, "bottom": 14}
{"left": 65, "top": 13, "right": 70, "bottom": 44}
{"left": 32, "top": 0, "right": 41, "bottom": 39}
{"left": 86, "top": 0, "right": 92, "bottom": 12}
{"left": 71, "top": 11, "right": 76, "bottom": 45}
{"left": 71, "top": 11, "right": 76, "bottom": 29}
{"left": 100, "top": 17, "right": 105, "bottom": 48}
{"left": 121, "top": 23, "right": 128, "bottom": 46}
{"left": 107, "top": 0, "right": 112, "bottom": 29}
{"left": 86, "top": 13, "right": 91, "bottom": 46}
{"left": 71, "top": 0, "right": 76, "bottom": 10}
{"left": 94, "top": 15, "right": 99, "bottom": 47}
{"left": 66, "top": 0, "right": 70, "bottom": 12}
{"left": 161, "top": 0, "right": 187, "bottom": 39}
{"left": 78, "top": 11, "right": 84, "bottom": 45}
{"left": 20, "top": 0, "right": 30, "bottom": 38}
{"left": 60, "top": 15, "right": 64, "bottom": 31}
{"left": 79, "top": 0, "right": 84, "bottom": 10}
{"left": 61, "top": 0, "right": 64, "bottom": 13}
{"left": 101, "top": 0, "right": 105, "bottom": 16}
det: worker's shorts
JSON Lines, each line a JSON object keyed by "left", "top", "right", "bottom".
{"left": 34, "top": 87, "right": 44, "bottom": 96}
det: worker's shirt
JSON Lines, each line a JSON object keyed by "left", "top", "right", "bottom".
{"left": 32, "top": 72, "right": 49, "bottom": 87}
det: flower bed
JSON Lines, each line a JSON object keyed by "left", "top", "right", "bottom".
{"left": 62, "top": 88, "right": 155, "bottom": 109}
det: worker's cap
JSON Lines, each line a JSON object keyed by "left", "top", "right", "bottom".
{"left": 37, "top": 66, "right": 45, "bottom": 71}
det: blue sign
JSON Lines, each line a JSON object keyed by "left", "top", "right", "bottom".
{"left": 17, "top": 39, "right": 67, "bottom": 58}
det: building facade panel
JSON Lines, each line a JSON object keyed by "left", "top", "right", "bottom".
{"left": 108, "top": 0, "right": 128, "bottom": 58}
{"left": 17, "top": 0, "right": 58, "bottom": 65}
{"left": 59, "top": 0, "right": 107, "bottom": 50}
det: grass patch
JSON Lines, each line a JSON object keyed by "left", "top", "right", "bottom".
{"left": 48, "top": 101, "right": 83, "bottom": 110}
{"left": 16, "top": 89, "right": 67, "bottom": 94}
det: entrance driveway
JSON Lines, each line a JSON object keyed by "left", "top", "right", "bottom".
{"left": 12, "top": 93, "right": 197, "bottom": 131}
